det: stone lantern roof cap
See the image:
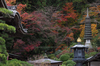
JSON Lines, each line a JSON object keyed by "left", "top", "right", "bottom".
{"left": 71, "top": 38, "right": 88, "bottom": 48}
{"left": 73, "top": 44, "right": 87, "bottom": 48}
{"left": 71, "top": 42, "right": 88, "bottom": 48}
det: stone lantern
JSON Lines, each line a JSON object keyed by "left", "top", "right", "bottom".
{"left": 71, "top": 37, "right": 88, "bottom": 66}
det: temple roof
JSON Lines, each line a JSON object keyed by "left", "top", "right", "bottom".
{"left": 28, "top": 53, "right": 62, "bottom": 64}
{"left": 0, "top": 0, "right": 27, "bottom": 35}
{"left": 28, "top": 58, "right": 62, "bottom": 64}
{"left": 84, "top": 52, "right": 100, "bottom": 63}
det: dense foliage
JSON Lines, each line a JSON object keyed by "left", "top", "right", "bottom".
{"left": 3, "top": 0, "right": 100, "bottom": 65}
{"left": 0, "top": 8, "right": 15, "bottom": 65}
{"left": 0, "top": 59, "right": 33, "bottom": 66}
{"left": 0, "top": 7, "right": 33, "bottom": 66}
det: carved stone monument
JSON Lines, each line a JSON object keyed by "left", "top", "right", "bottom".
{"left": 84, "top": 8, "right": 92, "bottom": 49}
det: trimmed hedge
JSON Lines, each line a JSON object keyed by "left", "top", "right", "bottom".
{"left": 60, "top": 54, "right": 70, "bottom": 61}
{"left": 0, "top": 59, "right": 33, "bottom": 66}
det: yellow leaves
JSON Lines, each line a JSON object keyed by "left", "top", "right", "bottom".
{"left": 89, "top": 12, "right": 98, "bottom": 16}
{"left": 89, "top": 5, "right": 100, "bottom": 16}
{"left": 80, "top": 18, "right": 85, "bottom": 23}
{"left": 80, "top": 15, "right": 86, "bottom": 23}
{"left": 79, "top": 6, "right": 100, "bottom": 38}
{"left": 97, "top": 5, "right": 100, "bottom": 11}
{"left": 80, "top": 24, "right": 98, "bottom": 38}
{"left": 64, "top": 32, "right": 74, "bottom": 41}
{"left": 89, "top": 7, "right": 98, "bottom": 11}
{"left": 98, "top": 37, "right": 100, "bottom": 39}
{"left": 5, "top": 0, "right": 16, "bottom": 5}
{"left": 91, "top": 24, "right": 98, "bottom": 37}
{"left": 80, "top": 25, "right": 85, "bottom": 38}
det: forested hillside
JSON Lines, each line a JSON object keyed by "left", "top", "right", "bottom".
{"left": 3, "top": 0, "right": 100, "bottom": 62}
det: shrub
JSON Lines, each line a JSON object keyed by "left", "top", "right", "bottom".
{"left": 85, "top": 52, "right": 98, "bottom": 58}
{"left": 67, "top": 64, "right": 73, "bottom": 66}
{"left": 85, "top": 54, "right": 89, "bottom": 58}
{"left": 61, "top": 60, "right": 76, "bottom": 66}
{"left": 0, "top": 63, "right": 6, "bottom": 66}
{"left": 89, "top": 52, "right": 97, "bottom": 56}
{"left": 55, "top": 50, "right": 62, "bottom": 56}
{"left": 69, "top": 53, "right": 74, "bottom": 58}
{"left": 7, "top": 59, "right": 33, "bottom": 66}
{"left": 0, "top": 54, "right": 7, "bottom": 64}
{"left": 54, "top": 57, "right": 60, "bottom": 61}
{"left": 48, "top": 54, "right": 55, "bottom": 59}
{"left": 0, "top": 59, "right": 33, "bottom": 66}
{"left": 56, "top": 50, "right": 69, "bottom": 58}
{"left": 66, "top": 60, "right": 76, "bottom": 66}
{"left": 60, "top": 54, "right": 70, "bottom": 61}
{"left": 61, "top": 64, "right": 66, "bottom": 66}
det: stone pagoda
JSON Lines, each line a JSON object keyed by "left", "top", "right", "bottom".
{"left": 84, "top": 8, "right": 92, "bottom": 48}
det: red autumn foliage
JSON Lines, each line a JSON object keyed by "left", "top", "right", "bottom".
{"left": 55, "top": 44, "right": 67, "bottom": 51}
{"left": 13, "top": 39, "right": 40, "bottom": 53}
{"left": 13, "top": 39, "right": 25, "bottom": 49}
{"left": 17, "top": 4, "right": 27, "bottom": 14}
{"left": 97, "top": 47, "right": 100, "bottom": 51}
{"left": 57, "top": 2, "right": 78, "bottom": 27}
{"left": 56, "top": 50, "right": 69, "bottom": 58}
{"left": 6, "top": 0, "right": 78, "bottom": 55}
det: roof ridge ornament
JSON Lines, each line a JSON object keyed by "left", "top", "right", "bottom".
{"left": 44, "top": 53, "right": 48, "bottom": 59}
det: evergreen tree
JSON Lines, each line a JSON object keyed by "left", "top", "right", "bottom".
{"left": 0, "top": 8, "right": 16, "bottom": 64}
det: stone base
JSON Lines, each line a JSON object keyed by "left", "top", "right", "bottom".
{"left": 85, "top": 40, "right": 92, "bottom": 49}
